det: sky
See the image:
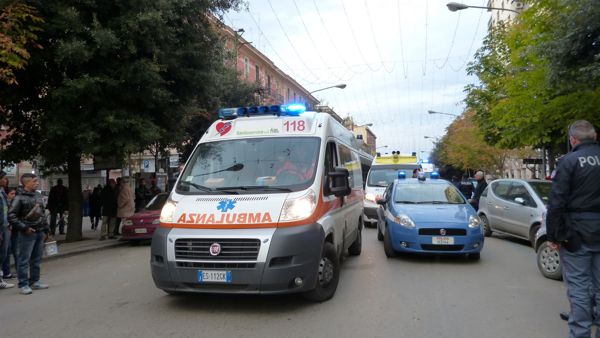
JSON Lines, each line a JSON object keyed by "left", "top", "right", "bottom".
{"left": 224, "top": 0, "right": 490, "bottom": 157}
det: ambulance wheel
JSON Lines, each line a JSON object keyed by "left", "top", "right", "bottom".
{"left": 383, "top": 226, "right": 396, "bottom": 258}
{"left": 303, "top": 242, "right": 340, "bottom": 302}
{"left": 348, "top": 227, "right": 362, "bottom": 256}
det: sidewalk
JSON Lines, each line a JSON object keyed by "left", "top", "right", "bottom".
{"left": 45, "top": 217, "right": 128, "bottom": 261}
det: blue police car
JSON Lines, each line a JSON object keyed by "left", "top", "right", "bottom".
{"left": 376, "top": 172, "right": 484, "bottom": 260}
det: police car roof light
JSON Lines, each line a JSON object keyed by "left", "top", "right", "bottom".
{"left": 398, "top": 171, "right": 407, "bottom": 179}
{"left": 430, "top": 171, "right": 440, "bottom": 179}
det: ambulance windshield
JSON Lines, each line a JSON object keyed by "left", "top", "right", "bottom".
{"left": 176, "top": 137, "right": 320, "bottom": 194}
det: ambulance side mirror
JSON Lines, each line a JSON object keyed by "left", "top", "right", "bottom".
{"left": 328, "top": 167, "right": 351, "bottom": 197}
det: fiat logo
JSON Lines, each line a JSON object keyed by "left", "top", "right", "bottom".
{"left": 209, "top": 243, "right": 221, "bottom": 256}
{"left": 440, "top": 229, "right": 447, "bottom": 236}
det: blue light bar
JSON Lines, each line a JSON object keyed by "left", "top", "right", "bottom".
{"left": 218, "top": 107, "right": 245, "bottom": 119}
{"left": 430, "top": 171, "right": 440, "bottom": 179}
{"left": 283, "top": 103, "right": 306, "bottom": 115}
{"left": 397, "top": 170, "right": 406, "bottom": 179}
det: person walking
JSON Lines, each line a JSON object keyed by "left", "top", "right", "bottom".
{"left": 8, "top": 173, "right": 51, "bottom": 295}
{"left": 469, "top": 171, "right": 488, "bottom": 211}
{"left": 2, "top": 188, "right": 18, "bottom": 280}
{"left": 47, "top": 178, "right": 68, "bottom": 235}
{"left": 100, "top": 179, "right": 118, "bottom": 241}
{"left": 134, "top": 178, "right": 150, "bottom": 212}
{"left": 82, "top": 185, "right": 92, "bottom": 219}
{"left": 117, "top": 177, "right": 135, "bottom": 235}
{"left": 547, "top": 120, "right": 600, "bottom": 338}
{"left": 0, "top": 171, "right": 15, "bottom": 289}
{"left": 89, "top": 185, "right": 102, "bottom": 230}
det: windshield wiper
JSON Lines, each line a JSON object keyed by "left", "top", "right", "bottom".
{"left": 395, "top": 200, "right": 417, "bottom": 204}
{"left": 416, "top": 201, "right": 452, "bottom": 204}
{"left": 179, "top": 181, "right": 213, "bottom": 192}
{"left": 215, "top": 186, "right": 292, "bottom": 192}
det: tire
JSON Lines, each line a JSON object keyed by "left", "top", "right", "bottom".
{"left": 480, "top": 214, "right": 492, "bottom": 237}
{"left": 348, "top": 227, "right": 362, "bottom": 256}
{"left": 303, "top": 242, "right": 340, "bottom": 302}
{"left": 377, "top": 226, "right": 384, "bottom": 241}
{"left": 383, "top": 226, "right": 396, "bottom": 258}
{"left": 537, "top": 241, "right": 562, "bottom": 280}
{"left": 529, "top": 224, "right": 541, "bottom": 247}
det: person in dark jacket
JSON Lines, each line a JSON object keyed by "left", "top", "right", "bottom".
{"left": 47, "top": 178, "right": 68, "bottom": 235}
{"left": 89, "top": 185, "right": 102, "bottom": 230}
{"left": 8, "top": 173, "right": 51, "bottom": 295}
{"left": 0, "top": 171, "right": 15, "bottom": 289}
{"left": 134, "top": 178, "right": 150, "bottom": 212}
{"left": 458, "top": 173, "right": 474, "bottom": 199}
{"left": 546, "top": 120, "right": 600, "bottom": 338}
{"left": 469, "top": 171, "right": 487, "bottom": 211}
{"left": 100, "top": 179, "right": 118, "bottom": 241}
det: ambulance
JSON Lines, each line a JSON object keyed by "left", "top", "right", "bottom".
{"left": 363, "top": 152, "right": 421, "bottom": 226}
{"left": 151, "top": 104, "right": 365, "bottom": 301}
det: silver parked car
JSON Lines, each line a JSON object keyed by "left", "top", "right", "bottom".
{"left": 478, "top": 179, "right": 552, "bottom": 246}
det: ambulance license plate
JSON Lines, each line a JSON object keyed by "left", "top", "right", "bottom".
{"left": 198, "top": 270, "right": 232, "bottom": 283}
{"left": 432, "top": 237, "right": 454, "bottom": 245}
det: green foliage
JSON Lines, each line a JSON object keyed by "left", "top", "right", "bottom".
{"left": 464, "top": 0, "right": 600, "bottom": 154}
{"left": 0, "top": 1, "right": 43, "bottom": 85}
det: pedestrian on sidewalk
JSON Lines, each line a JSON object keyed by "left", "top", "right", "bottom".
{"left": 114, "top": 177, "right": 122, "bottom": 236}
{"left": 547, "top": 120, "right": 600, "bottom": 338}
{"left": 9, "top": 173, "right": 52, "bottom": 295}
{"left": 134, "top": 178, "right": 150, "bottom": 212}
{"left": 47, "top": 178, "right": 68, "bottom": 235}
{"left": 0, "top": 171, "right": 15, "bottom": 289}
{"left": 117, "top": 177, "right": 135, "bottom": 236}
{"left": 2, "top": 187, "right": 18, "bottom": 280}
{"left": 100, "top": 179, "right": 118, "bottom": 241}
{"left": 89, "top": 185, "right": 102, "bottom": 230}
{"left": 82, "top": 185, "right": 92, "bottom": 219}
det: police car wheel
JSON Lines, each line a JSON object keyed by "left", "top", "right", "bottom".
{"left": 303, "top": 242, "right": 340, "bottom": 302}
{"left": 348, "top": 227, "right": 362, "bottom": 256}
{"left": 480, "top": 214, "right": 492, "bottom": 237}
{"left": 537, "top": 241, "right": 563, "bottom": 280}
{"left": 383, "top": 226, "right": 396, "bottom": 258}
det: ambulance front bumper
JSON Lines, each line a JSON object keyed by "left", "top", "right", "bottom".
{"left": 150, "top": 224, "right": 324, "bottom": 295}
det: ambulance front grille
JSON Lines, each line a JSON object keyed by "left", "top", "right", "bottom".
{"left": 175, "top": 238, "right": 261, "bottom": 261}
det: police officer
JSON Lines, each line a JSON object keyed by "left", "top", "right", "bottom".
{"left": 547, "top": 120, "right": 600, "bottom": 338}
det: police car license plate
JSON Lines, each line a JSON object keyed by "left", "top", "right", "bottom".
{"left": 432, "top": 237, "right": 454, "bottom": 245}
{"left": 198, "top": 270, "right": 232, "bottom": 283}
{"left": 134, "top": 228, "right": 147, "bottom": 234}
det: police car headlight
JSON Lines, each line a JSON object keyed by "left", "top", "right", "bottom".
{"left": 280, "top": 190, "right": 316, "bottom": 222}
{"left": 160, "top": 200, "right": 178, "bottom": 223}
{"left": 365, "top": 193, "right": 376, "bottom": 202}
{"left": 396, "top": 214, "right": 416, "bottom": 228}
{"left": 468, "top": 215, "right": 482, "bottom": 228}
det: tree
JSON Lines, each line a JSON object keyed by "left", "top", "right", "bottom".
{"left": 0, "top": 0, "right": 244, "bottom": 242}
{"left": 0, "top": 0, "right": 42, "bottom": 86}
{"left": 464, "top": 0, "right": 600, "bottom": 162}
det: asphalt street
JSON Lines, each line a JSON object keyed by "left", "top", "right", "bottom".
{"left": 0, "top": 229, "right": 568, "bottom": 338}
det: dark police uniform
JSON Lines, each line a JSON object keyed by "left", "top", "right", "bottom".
{"left": 547, "top": 140, "right": 600, "bottom": 338}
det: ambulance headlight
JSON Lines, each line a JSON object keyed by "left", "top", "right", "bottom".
{"left": 365, "top": 193, "right": 376, "bottom": 202}
{"left": 469, "top": 215, "right": 482, "bottom": 228}
{"left": 280, "top": 190, "right": 317, "bottom": 222}
{"left": 160, "top": 200, "right": 178, "bottom": 223}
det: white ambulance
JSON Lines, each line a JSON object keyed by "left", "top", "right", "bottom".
{"left": 151, "top": 104, "right": 365, "bottom": 301}
{"left": 363, "top": 152, "right": 421, "bottom": 226}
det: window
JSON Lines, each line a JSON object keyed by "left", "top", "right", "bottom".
{"left": 324, "top": 142, "right": 338, "bottom": 195}
{"left": 338, "top": 144, "right": 362, "bottom": 188}
{"left": 267, "top": 75, "right": 271, "bottom": 95}
{"left": 255, "top": 65, "right": 260, "bottom": 83}
{"left": 244, "top": 58, "right": 249, "bottom": 79}
{"left": 287, "top": 88, "right": 290, "bottom": 102}
{"left": 506, "top": 182, "right": 536, "bottom": 207}
{"left": 394, "top": 183, "right": 466, "bottom": 204}
{"left": 491, "top": 181, "right": 512, "bottom": 199}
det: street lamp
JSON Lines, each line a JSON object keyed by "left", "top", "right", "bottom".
{"left": 428, "top": 110, "right": 460, "bottom": 117}
{"left": 376, "top": 145, "right": 388, "bottom": 150}
{"left": 424, "top": 136, "right": 440, "bottom": 142}
{"left": 310, "top": 84, "right": 347, "bottom": 94}
{"left": 446, "top": 2, "right": 521, "bottom": 14}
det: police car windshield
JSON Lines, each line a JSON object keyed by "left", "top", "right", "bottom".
{"left": 176, "top": 137, "right": 320, "bottom": 194}
{"left": 394, "top": 183, "right": 466, "bottom": 204}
